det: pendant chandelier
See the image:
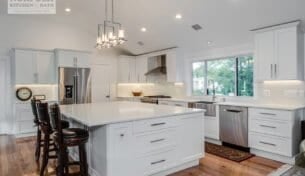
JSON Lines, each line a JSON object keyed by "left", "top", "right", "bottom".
{"left": 96, "top": 0, "right": 126, "bottom": 49}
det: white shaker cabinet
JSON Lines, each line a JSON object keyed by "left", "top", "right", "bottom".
{"left": 13, "top": 49, "right": 55, "bottom": 84}
{"left": 55, "top": 49, "right": 91, "bottom": 68}
{"left": 248, "top": 107, "right": 303, "bottom": 164}
{"left": 166, "top": 49, "right": 183, "bottom": 83}
{"left": 255, "top": 21, "right": 304, "bottom": 81}
{"left": 118, "top": 55, "right": 136, "bottom": 83}
{"left": 14, "top": 103, "right": 36, "bottom": 137}
{"left": 135, "top": 55, "right": 148, "bottom": 83}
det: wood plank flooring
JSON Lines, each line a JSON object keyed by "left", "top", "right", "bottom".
{"left": 0, "top": 135, "right": 283, "bottom": 176}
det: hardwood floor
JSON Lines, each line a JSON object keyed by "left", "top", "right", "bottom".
{"left": 0, "top": 135, "right": 283, "bottom": 176}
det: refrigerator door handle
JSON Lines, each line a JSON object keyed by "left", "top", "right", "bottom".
{"left": 73, "top": 75, "right": 78, "bottom": 104}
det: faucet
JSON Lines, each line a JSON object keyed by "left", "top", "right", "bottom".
{"left": 208, "top": 80, "right": 216, "bottom": 102}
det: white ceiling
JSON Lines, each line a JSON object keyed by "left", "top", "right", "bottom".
{"left": 1, "top": 0, "right": 305, "bottom": 55}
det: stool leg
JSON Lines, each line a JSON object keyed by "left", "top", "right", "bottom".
{"left": 56, "top": 146, "right": 65, "bottom": 176}
{"left": 79, "top": 143, "right": 88, "bottom": 176}
{"left": 64, "top": 147, "right": 69, "bottom": 175}
{"left": 40, "top": 134, "right": 49, "bottom": 176}
{"left": 35, "top": 127, "right": 41, "bottom": 162}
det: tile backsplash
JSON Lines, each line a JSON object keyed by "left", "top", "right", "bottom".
{"left": 117, "top": 83, "right": 186, "bottom": 98}
{"left": 256, "top": 81, "right": 305, "bottom": 105}
{"left": 15, "top": 84, "right": 58, "bottom": 102}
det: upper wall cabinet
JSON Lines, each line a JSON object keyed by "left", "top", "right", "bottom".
{"left": 12, "top": 49, "right": 55, "bottom": 84}
{"left": 118, "top": 56, "right": 137, "bottom": 83}
{"left": 255, "top": 21, "right": 304, "bottom": 81}
{"left": 135, "top": 55, "right": 148, "bottom": 83}
{"left": 55, "top": 49, "right": 91, "bottom": 68}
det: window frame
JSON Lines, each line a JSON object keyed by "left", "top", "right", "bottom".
{"left": 191, "top": 53, "right": 254, "bottom": 97}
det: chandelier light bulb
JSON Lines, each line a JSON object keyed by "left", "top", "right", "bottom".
{"left": 118, "top": 30, "right": 125, "bottom": 38}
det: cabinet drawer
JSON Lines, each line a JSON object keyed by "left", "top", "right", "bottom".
{"left": 18, "top": 121, "right": 36, "bottom": 134}
{"left": 249, "top": 132, "right": 292, "bottom": 157}
{"left": 135, "top": 129, "right": 177, "bottom": 156}
{"left": 135, "top": 148, "right": 176, "bottom": 176}
{"left": 249, "top": 108, "right": 293, "bottom": 122}
{"left": 249, "top": 118, "right": 292, "bottom": 138}
{"left": 133, "top": 117, "right": 178, "bottom": 134}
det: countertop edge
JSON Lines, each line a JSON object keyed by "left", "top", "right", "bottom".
{"left": 61, "top": 110, "right": 205, "bottom": 127}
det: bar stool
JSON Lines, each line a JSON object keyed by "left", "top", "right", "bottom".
{"left": 31, "top": 99, "right": 70, "bottom": 163}
{"left": 36, "top": 102, "right": 70, "bottom": 176}
{"left": 30, "top": 98, "right": 43, "bottom": 162}
{"left": 49, "top": 103, "right": 89, "bottom": 176}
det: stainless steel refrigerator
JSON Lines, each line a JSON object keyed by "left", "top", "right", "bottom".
{"left": 58, "top": 67, "right": 92, "bottom": 105}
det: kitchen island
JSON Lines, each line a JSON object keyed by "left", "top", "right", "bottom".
{"left": 60, "top": 101, "right": 205, "bottom": 176}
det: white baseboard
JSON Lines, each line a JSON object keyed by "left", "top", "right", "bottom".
{"left": 14, "top": 132, "right": 36, "bottom": 138}
{"left": 205, "top": 137, "right": 222, "bottom": 145}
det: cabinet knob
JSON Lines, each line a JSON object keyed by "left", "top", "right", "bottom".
{"left": 120, "top": 134, "right": 125, "bottom": 137}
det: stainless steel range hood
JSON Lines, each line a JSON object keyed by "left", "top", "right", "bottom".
{"left": 145, "top": 55, "right": 166, "bottom": 75}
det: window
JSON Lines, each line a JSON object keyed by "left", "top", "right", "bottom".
{"left": 192, "top": 55, "right": 254, "bottom": 97}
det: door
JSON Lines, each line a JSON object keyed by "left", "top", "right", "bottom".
{"left": 92, "top": 65, "right": 112, "bottom": 102}
{"left": 0, "top": 60, "right": 6, "bottom": 134}
{"left": 76, "top": 68, "right": 91, "bottom": 104}
{"left": 59, "top": 67, "right": 77, "bottom": 104}
{"left": 255, "top": 31, "right": 275, "bottom": 81}
{"left": 36, "top": 51, "right": 55, "bottom": 83}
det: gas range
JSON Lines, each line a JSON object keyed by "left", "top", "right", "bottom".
{"left": 140, "top": 95, "right": 171, "bottom": 104}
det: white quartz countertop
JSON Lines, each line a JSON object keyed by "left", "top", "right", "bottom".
{"left": 60, "top": 101, "right": 204, "bottom": 127}
{"left": 216, "top": 101, "right": 305, "bottom": 111}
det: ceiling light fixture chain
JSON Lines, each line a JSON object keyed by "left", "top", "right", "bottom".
{"left": 96, "top": 0, "right": 126, "bottom": 49}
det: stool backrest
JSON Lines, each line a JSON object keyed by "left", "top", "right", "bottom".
{"left": 49, "top": 104, "right": 63, "bottom": 139}
{"left": 36, "top": 102, "right": 52, "bottom": 133}
{"left": 30, "top": 98, "right": 41, "bottom": 125}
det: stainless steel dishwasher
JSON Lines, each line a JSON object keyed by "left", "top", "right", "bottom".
{"left": 219, "top": 105, "right": 248, "bottom": 147}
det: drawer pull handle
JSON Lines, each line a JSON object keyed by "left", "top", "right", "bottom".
{"left": 151, "top": 122, "right": 166, "bottom": 127}
{"left": 224, "top": 109, "right": 242, "bottom": 113}
{"left": 260, "top": 113, "right": 276, "bottom": 116}
{"left": 259, "top": 125, "right": 276, "bottom": 129}
{"left": 150, "top": 138, "right": 165, "bottom": 143}
{"left": 259, "top": 141, "right": 276, "bottom": 146}
{"left": 151, "top": 159, "right": 166, "bottom": 165}
{"left": 175, "top": 104, "right": 183, "bottom": 107}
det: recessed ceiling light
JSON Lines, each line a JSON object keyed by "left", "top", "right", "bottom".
{"left": 65, "top": 8, "right": 71, "bottom": 12}
{"left": 207, "top": 41, "right": 213, "bottom": 46}
{"left": 175, "top": 14, "right": 182, "bottom": 19}
{"left": 141, "top": 27, "right": 147, "bottom": 32}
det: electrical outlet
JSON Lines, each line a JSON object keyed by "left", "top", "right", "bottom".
{"left": 263, "top": 89, "right": 271, "bottom": 97}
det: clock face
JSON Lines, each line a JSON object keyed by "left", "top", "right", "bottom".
{"left": 16, "top": 87, "right": 32, "bottom": 101}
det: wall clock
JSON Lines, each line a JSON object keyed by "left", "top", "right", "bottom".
{"left": 16, "top": 87, "right": 32, "bottom": 101}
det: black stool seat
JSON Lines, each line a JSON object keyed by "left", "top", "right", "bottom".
{"left": 61, "top": 120, "right": 70, "bottom": 129}
{"left": 63, "top": 128, "right": 89, "bottom": 138}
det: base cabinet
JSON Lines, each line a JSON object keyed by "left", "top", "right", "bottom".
{"left": 248, "top": 107, "right": 303, "bottom": 163}
{"left": 15, "top": 103, "right": 35, "bottom": 136}
{"left": 76, "top": 112, "right": 204, "bottom": 176}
